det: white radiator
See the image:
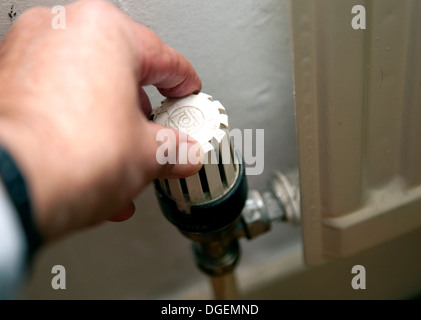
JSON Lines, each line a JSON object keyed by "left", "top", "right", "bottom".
{"left": 290, "top": 0, "right": 421, "bottom": 265}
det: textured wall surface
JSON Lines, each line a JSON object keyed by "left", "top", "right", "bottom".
{"left": 0, "top": 0, "right": 300, "bottom": 299}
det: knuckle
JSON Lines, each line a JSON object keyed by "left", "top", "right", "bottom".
{"left": 14, "top": 6, "right": 50, "bottom": 25}
{"left": 69, "top": 0, "right": 126, "bottom": 36}
{"left": 73, "top": 0, "right": 119, "bottom": 22}
{"left": 21, "top": 6, "right": 50, "bottom": 17}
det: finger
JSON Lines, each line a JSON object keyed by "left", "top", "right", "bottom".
{"left": 138, "top": 87, "right": 152, "bottom": 117}
{"left": 107, "top": 201, "right": 136, "bottom": 222}
{"left": 128, "top": 22, "right": 202, "bottom": 98}
{"left": 137, "top": 122, "right": 203, "bottom": 183}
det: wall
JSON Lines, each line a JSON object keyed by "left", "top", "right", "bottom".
{"left": 0, "top": 0, "right": 300, "bottom": 299}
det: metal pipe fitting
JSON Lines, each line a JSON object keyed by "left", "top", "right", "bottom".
{"left": 239, "top": 169, "right": 301, "bottom": 240}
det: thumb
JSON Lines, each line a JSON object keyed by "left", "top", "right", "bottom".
{"left": 139, "top": 122, "right": 203, "bottom": 183}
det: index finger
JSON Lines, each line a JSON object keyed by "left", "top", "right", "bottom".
{"left": 128, "top": 22, "right": 202, "bottom": 98}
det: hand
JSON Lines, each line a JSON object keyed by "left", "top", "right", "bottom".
{"left": 0, "top": 0, "right": 202, "bottom": 242}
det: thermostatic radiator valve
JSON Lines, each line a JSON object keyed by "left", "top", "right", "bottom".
{"left": 152, "top": 93, "right": 248, "bottom": 276}
{"left": 152, "top": 93, "right": 248, "bottom": 236}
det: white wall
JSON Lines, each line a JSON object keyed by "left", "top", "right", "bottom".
{"left": 1, "top": 0, "right": 300, "bottom": 299}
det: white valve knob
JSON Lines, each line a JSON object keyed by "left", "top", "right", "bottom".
{"left": 152, "top": 93, "right": 239, "bottom": 213}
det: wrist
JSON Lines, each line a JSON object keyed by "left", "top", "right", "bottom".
{"left": 0, "top": 114, "right": 52, "bottom": 241}
{"left": 0, "top": 144, "right": 43, "bottom": 259}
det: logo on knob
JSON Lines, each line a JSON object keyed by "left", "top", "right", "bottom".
{"left": 167, "top": 106, "right": 205, "bottom": 134}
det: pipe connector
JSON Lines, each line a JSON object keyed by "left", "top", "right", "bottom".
{"left": 239, "top": 170, "right": 301, "bottom": 240}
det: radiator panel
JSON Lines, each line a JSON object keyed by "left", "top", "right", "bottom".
{"left": 290, "top": 0, "right": 421, "bottom": 265}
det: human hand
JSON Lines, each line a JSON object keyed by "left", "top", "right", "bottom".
{"left": 0, "top": 0, "right": 202, "bottom": 242}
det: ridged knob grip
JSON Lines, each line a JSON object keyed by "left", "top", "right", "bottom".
{"left": 152, "top": 93, "right": 238, "bottom": 213}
